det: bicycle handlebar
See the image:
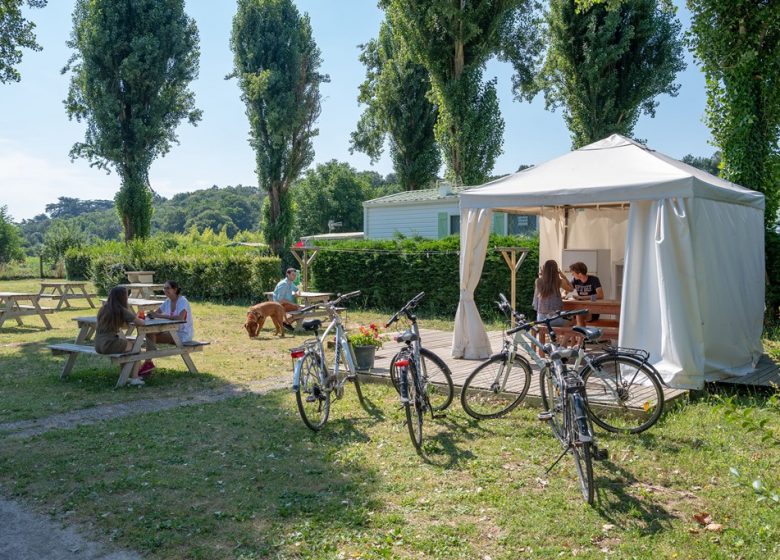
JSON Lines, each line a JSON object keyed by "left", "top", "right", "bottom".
{"left": 505, "top": 308, "right": 588, "bottom": 335}
{"left": 385, "top": 291, "right": 425, "bottom": 328}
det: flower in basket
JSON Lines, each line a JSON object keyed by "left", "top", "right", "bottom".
{"left": 348, "top": 323, "right": 387, "bottom": 349}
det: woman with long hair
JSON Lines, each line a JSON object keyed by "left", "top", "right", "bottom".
{"left": 532, "top": 259, "right": 574, "bottom": 326}
{"left": 95, "top": 286, "right": 147, "bottom": 386}
{"left": 143, "top": 280, "right": 195, "bottom": 376}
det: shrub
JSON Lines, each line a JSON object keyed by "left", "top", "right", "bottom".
{"left": 309, "top": 235, "right": 539, "bottom": 318}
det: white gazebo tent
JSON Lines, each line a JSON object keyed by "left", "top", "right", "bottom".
{"left": 453, "top": 135, "right": 765, "bottom": 389}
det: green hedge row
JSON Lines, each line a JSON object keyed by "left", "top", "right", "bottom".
{"left": 65, "top": 242, "right": 280, "bottom": 302}
{"left": 765, "top": 230, "right": 780, "bottom": 323}
{"left": 309, "top": 235, "right": 540, "bottom": 318}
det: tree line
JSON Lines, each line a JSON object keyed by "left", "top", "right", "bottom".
{"left": 2, "top": 0, "right": 778, "bottom": 253}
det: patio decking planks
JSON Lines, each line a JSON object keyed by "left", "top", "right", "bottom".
{"left": 365, "top": 328, "right": 689, "bottom": 412}
{"left": 713, "top": 354, "right": 780, "bottom": 388}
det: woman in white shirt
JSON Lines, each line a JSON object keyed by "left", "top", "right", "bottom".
{"left": 138, "top": 280, "right": 194, "bottom": 377}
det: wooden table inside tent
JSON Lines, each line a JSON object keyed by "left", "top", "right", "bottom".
{"left": 0, "top": 292, "right": 54, "bottom": 330}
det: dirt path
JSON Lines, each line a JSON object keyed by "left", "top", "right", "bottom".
{"left": 0, "top": 376, "right": 289, "bottom": 439}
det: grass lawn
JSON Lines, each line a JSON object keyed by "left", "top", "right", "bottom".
{"left": 1, "top": 278, "right": 779, "bottom": 559}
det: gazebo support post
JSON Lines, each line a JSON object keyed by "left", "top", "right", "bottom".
{"left": 289, "top": 246, "right": 319, "bottom": 291}
{"left": 495, "top": 246, "right": 530, "bottom": 327}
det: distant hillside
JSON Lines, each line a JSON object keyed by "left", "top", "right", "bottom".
{"left": 18, "top": 185, "right": 264, "bottom": 250}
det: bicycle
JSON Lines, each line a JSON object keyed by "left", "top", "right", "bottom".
{"left": 463, "top": 294, "right": 665, "bottom": 434}
{"left": 386, "top": 292, "right": 455, "bottom": 413}
{"left": 498, "top": 307, "right": 604, "bottom": 504}
{"left": 386, "top": 293, "right": 454, "bottom": 451}
{"left": 290, "top": 291, "right": 365, "bottom": 431}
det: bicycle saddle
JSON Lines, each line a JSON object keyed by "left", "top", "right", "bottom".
{"left": 302, "top": 319, "right": 322, "bottom": 332}
{"left": 394, "top": 330, "right": 418, "bottom": 343}
{"left": 572, "top": 326, "right": 602, "bottom": 341}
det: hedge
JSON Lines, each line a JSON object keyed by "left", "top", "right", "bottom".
{"left": 309, "top": 235, "right": 540, "bottom": 319}
{"left": 65, "top": 242, "right": 280, "bottom": 303}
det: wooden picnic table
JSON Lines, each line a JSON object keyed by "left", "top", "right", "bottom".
{"left": 0, "top": 292, "right": 53, "bottom": 330}
{"left": 117, "top": 283, "right": 166, "bottom": 299}
{"left": 126, "top": 271, "right": 155, "bottom": 283}
{"left": 535, "top": 298, "right": 622, "bottom": 347}
{"left": 99, "top": 297, "right": 162, "bottom": 314}
{"left": 562, "top": 298, "right": 621, "bottom": 317}
{"left": 263, "top": 290, "right": 334, "bottom": 306}
{"left": 37, "top": 281, "right": 97, "bottom": 310}
{"left": 49, "top": 316, "right": 207, "bottom": 388}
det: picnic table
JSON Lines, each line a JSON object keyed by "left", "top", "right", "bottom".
{"left": 554, "top": 298, "right": 622, "bottom": 344}
{"left": 126, "top": 271, "right": 155, "bottom": 283}
{"left": 99, "top": 297, "right": 162, "bottom": 314}
{"left": 0, "top": 292, "right": 53, "bottom": 330}
{"left": 37, "top": 281, "right": 97, "bottom": 310}
{"left": 49, "top": 316, "right": 207, "bottom": 388}
{"left": 118, "top": 283, "right": 166, "bottom": 299}
{"left": 263, "top": 291, "right": 334, "bottom": 306}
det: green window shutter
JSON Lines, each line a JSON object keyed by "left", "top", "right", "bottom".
{"left": 492, "top": 212, "right": 505, "bottom": 235}
{"left": 437, "top": 212, "right": 448, "bottom": 238}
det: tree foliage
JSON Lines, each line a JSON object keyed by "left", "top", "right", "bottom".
{"left": 0, "top": 0, "right": 46, "bottom": 84}
{"left": 526, "top": 0, "right": 685, "bottom": 148}
{"left": 687, "top": 0, "right": 780, "bottom": 228}
{"left": 63, "top": 0, "right": 202, "bottom": 241}
{"left": 291, "top": 160, "right": 369, "bottom": 237}
{"left": 381, "top": 0, "right": 542, "bottom": 186}
{"left": 681, "top": 151, "right": 721, "bottom": 177}
{"left": 44, "top": 196, "right": 113, "bottom": 219}
{"left": 351, "top": 20, "right": 440, "bottom": 191}
{"left": 230, "top": 0, "right": 328, "bottom": 255}
{"left": 0, "top": 205, "right": 24, "bottom": 265}
{"left": 42, "top": 220, "right": 84, "bottom": 265}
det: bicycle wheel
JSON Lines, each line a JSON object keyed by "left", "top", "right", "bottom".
{"left": 539, "top": 366, "right": 565, "bottom": 443}
{"left": 460, "top": 354, "right": 532, "bottom": 419}
{"left": 581, "top": 355, "right": 664, "bottom": 434}
{"left": 295, "top": 352, "right": 331, "bottom": 431}
{"left": 569, "top": 393, "right": 595, "bottom": 504}
{"left": 389, "top": 351, "right": 402, "bottom": 396}
{"left": 418, "top": 348, "right": 455, "bottom": 412}
{"left": 402, "top": 362, "right": 424, "bottom": 451}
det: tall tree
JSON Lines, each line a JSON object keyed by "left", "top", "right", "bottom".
{"left": 63, "top": 0, "right": 201, "bottom": 241}
{"left": 351, "top": 20, "right": 440, "bottom": 191}
{"left": 526, "top": 0, "right": 685, "bottom": 148}
{"left": 687, "top": 0, "right": 780, "bottom": 228}
{"left": 230, "top": 0, "right": 328, "bottom": 255}
{"left": 381, "top": 0, "right": 542, "bottom": 186}
{"left": 0, "top": 0, "right": 46, "bottom": 84}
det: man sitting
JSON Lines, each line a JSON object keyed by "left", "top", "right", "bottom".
{"left": 569, "top": 261, "right": 604, "bottom": 326}
{"left": 273, "top": 267, "right": 301, "bottom": 332}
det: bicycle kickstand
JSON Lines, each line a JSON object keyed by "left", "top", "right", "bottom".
{"left": 544, "top": 444, "right": 572, "bottom": 475}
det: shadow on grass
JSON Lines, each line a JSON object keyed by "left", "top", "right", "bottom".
{"left": 0, "top": 390, "right": 386, "bottom": 558}
{"left": 593, "top": 459, "right": 677, "bottom": 535}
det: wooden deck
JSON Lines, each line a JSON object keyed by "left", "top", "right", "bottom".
{"left": 363, "top": 328, "right": 689, "bottom": 411}
{"left": 711, "top": 354, "right": 780, "bottom": 388}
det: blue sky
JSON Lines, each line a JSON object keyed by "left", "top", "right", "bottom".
{"left": 0, "top": 0, "right": 713, "bottom": 221}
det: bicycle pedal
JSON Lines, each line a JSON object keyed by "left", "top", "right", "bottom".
{"left": 306, "top": 395, "right": 317, "bottom": 403}
{"left": 537, "top": 412, "right": 553, "bottom": 421}
{"left": 593, "top": 447, "right": 609, "bottom": 461}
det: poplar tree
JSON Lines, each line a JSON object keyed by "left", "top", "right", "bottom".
{"left": 687, "top": 0, "right": 780, "bottom": 228}
{"left": 351, "top": 20, "right": 440, "bottom": 191}
{"left": 230, "top": 0, "right": 327, "bottom": 254}
{"left": 63, "top": 0, "right": 201, "bottom": 241}
{"left": 381, "top": 0, "right": 542, "bottom": 186}
{"left": 527, "top": 0, "right": 685, "bottom": 148}
{"left": 0, "top": 0, "right": 47, "bottom": 84}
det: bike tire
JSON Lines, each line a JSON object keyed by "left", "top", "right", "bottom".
{"left": 460, "top": 354, "right": 532, "bottom": 420}
{"left": 581, "top": 354, "right": 664, "bottom": 434}
{"left": 403, "top": 361, "right": 424, "bottom": 451}
{"left": 539, "top": 366, "right": 565, "bottom": 443}
{"left": 418, "top": 347, "right": 455, "bottom": 412}
{"left": 295, "top": 352, "right": 331, "bottom": 431}
{"left": 569, "top": 393, "right": 595, "bottom": 504}
{"left": 351, "top": 372, "right": 365, "bottom": 406}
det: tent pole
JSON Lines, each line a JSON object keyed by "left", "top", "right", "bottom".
{"left": 497, "top": 247, "right": 530, "bottom": 328}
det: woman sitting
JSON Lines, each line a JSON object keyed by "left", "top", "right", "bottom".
{"left": 95, "top": 286, "right": 147, "bottom": 386}
{"left": 532, "top": 259, "right": 574, "bottom": 326}
{"left": 142, "top": 280, "right": 194, "bottom": 376}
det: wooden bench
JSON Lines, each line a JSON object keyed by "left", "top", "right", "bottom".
{"left": 287, "top": 308, "right": 329, "bottom": 331}
{"left": 48, "top": 340, "right": 209, "bottom": 387}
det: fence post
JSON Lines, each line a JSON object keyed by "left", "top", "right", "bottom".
{"left": 39, "top": 255, "right": 44, "bottom": 279}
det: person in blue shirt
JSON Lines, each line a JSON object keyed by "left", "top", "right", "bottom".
{"left": 273, "top": 268, "right": 300, "bottom": 332}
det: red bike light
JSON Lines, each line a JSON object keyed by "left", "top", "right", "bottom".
{"left": 394, "top": 359, "right": 410, "bottom": 367}
{"left": 290, "top": 349, "right": 305, "bottom": 359}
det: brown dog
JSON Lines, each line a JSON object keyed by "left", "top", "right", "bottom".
{"left": 245, "top": 301, "right": 288, "bottom": 338}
